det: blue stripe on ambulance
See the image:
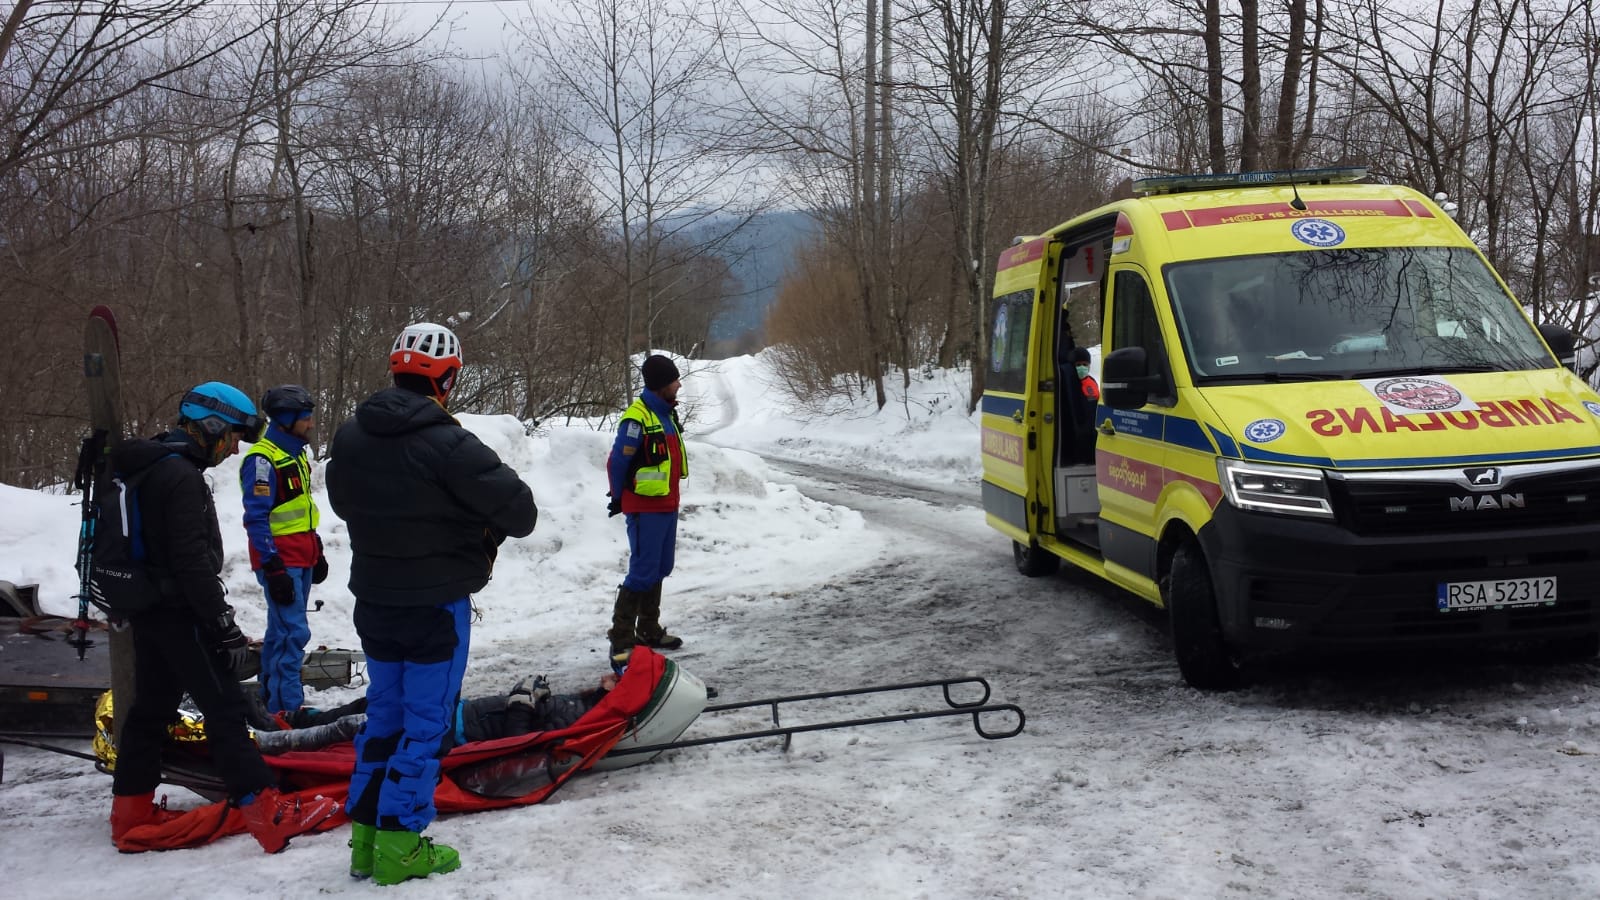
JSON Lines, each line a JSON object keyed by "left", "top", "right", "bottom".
{"left": 1091, "top": 409, "right": 1600, "bottom": 469}
{"left": 1207, "top": 425, "right": 1240, "bottom": 459}
{"left": 982, "top": 394, "right": 1026, "bottom": 418}
{"left": 1098, "top": 407, "right": 1217, "bottom": 453}
{"left": 1330, "top": 445, "right": 1600, "bottom": 469}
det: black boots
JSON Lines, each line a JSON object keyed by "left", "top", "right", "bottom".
{"left": 635, "top": 583, "right": 683, "bottom": 650}
{"left": 609, "top": 584, "right": 683, "bottom": 662}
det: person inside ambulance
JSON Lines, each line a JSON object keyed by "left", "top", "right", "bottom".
{"left": 1063, "top": 346, "right": 1099, "bottom": 464}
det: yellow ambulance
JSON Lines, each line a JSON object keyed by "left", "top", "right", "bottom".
{"left": 981, "top": 167, "right": 1600, "bottom": 689}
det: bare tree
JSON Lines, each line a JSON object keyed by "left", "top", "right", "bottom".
{"left": 516, "top": 0, "right": 762, "bottom": 405}
{"left": 1, "top": 0, "right": 258, "bottom": 180}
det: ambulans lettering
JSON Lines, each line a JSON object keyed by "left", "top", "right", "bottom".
{"left": 981, "top": 428, "right": 1024, "bottom": 465}
{"left": 1306, "top": 399, "right": 1581, "bottom": 436}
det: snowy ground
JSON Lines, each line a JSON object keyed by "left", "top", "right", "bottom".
{"left": 3, "top": 350, "right": 1600, "bottom": 899}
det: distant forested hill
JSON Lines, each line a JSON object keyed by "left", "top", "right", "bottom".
{"left": 705, "top": 209, "right": 818, "bottom": 355}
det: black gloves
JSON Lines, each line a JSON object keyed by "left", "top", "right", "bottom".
{"left": 311, "top": 534, "right": 329, "bottom": 585}
{"left": 261, "top": 555, "right": 295, "bottom": 606}
{"left": 209, "top": 608, "right": 250, "bottom": 677}
{"left": 607, "top": 495, "right": 622, "bottom": 517}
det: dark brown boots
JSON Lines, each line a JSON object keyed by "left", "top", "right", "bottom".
{"left": 609, "top": 584, "right": 683, "bottom": 664}
{"left": 635, "top": 583, "right": 683, "bottom": 650}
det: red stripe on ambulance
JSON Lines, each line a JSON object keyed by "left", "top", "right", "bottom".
{"left": 997, "top": 237, "right": 1046, "bottom": 272}
{"left": 1163, "top": 199, "right": 1416, "bottom": 230}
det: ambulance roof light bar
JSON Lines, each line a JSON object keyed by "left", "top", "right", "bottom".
{"left": 1132, "top": 166, "right": 1369, "bottom": 197}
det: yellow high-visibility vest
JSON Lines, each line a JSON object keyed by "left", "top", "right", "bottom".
{"left": 252, "top": 438, "right": 320, "bottom": 535}
{"left": 621, "top": 399, "right": 687, "bottom": 497}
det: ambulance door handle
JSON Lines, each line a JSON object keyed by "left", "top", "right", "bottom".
{"left": 1012, "top": 411, "right": 1024, "bottom": 424}
{"left": 1099, "top": 420, "right": 1115, "bottom": 435}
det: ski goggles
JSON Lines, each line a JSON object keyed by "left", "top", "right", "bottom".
{"left": 181, "top": 391, "right": 263, "bottom": 435}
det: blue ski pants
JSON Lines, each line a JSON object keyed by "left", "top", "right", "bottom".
{"left": 256, "top": 566, "right": 313, "bottom": 714}
{"left": 347, "top": 597, "right": 471, "bottom": 833}
{"left": 622, "top": 511, "right": 678, "bottom": 591}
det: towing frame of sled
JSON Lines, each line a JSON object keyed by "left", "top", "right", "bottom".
{"left": 606, "top": 674, "right": 1025, "bottom": 759}
{"left": 0, "top": 674, "right": 1024, "bottom": 792}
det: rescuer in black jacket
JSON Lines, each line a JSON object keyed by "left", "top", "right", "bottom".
{"left": 109, "top": 381, "right": 339, "bottom": 854}
{"left": 326, "top": 322, "right": 537, "bottom": 885}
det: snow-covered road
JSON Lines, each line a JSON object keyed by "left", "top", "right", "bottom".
{"left": 5, "top": 349, "right": 1600, "bottom": 899}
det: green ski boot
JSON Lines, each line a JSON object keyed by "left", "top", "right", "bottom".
{"left": 349, "top": 822, "right": 377, "bottom": 879}
{"left": 373, "top": 829, "right": 461, "bottom": 886}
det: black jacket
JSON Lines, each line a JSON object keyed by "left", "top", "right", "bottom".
{"left": 110, "top": 432, "right": 231, "bottom": 625}
{"left": 327, "top": 388, "right": 537, "bottom": 607}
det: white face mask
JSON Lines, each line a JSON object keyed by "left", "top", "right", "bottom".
{"left": 1075, "top": 365, "right": 1090, "bottom": 379}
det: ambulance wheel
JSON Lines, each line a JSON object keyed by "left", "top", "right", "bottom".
{"left": 1013, "top": 540, "right": 1059, "bottom": 577}
{"left": 1167, "top": 540, "right": 1241, "bottom": 691}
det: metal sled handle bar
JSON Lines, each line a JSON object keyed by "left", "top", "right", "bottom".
{"left": 606, "top": 702, "right": 1026, "bottom": 759}
{"left": 703, "top": 676, "right": 992, "bottom": 715}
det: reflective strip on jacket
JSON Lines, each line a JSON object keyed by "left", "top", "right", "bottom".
{"left": 242, "top": 431, "right": 321, "bottom": 569}
{"left": 613, "top": 395, "right": 687, "bottom": 513}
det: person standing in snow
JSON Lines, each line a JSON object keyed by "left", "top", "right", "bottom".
{"left": 327, "top": 322, "right": 537, "bottom": 886}
{"left": 605, "top": 354, "right": 689, "bottom": 670}
{"left": 239, "top": 384, "right": 325, "bottom": 720}
{"left": 109, "top": 382, "right": 339, "bottom": 853}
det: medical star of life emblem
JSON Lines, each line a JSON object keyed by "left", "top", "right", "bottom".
{"left": 1290, "top": 218, "right": 1345, "bottom": 247}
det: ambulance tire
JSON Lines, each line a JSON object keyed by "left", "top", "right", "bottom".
{"left": 1013, "top": 540, "right": 1059, "bottom": 577}
{"left": 1168, "top": 540, "right": 1241, "bottom": 691}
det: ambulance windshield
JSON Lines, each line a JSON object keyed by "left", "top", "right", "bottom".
{"left": 1166, "top": 246, "right": 1553, "bottom": 383}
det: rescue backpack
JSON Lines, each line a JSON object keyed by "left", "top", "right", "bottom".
{"left": 86, "top": 461, "right": 169, "bottom": 617}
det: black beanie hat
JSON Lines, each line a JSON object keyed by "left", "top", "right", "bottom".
{"left": 641, "top": 354, "right": 681, "bottom": 391}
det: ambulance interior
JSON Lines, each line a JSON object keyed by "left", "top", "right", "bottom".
{"left": 1052, "top": 234, "right": 1110, "bottom": 546}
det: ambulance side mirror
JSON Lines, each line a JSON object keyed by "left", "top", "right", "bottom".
{"left": 1537, "top": 323, "right": 1576, "bottom": 371}
{"left": 1101, "top": 347, "right": 1163, "bottom": 409}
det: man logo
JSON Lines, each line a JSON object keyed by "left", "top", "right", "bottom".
{"left": 1463, "top": 466, "right": 1501, "bottom": 489}
{"left": 1450, "top": 493, "right": 1525, "bottom": 511}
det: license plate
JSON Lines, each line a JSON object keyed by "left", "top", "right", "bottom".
{"left": 1437, "top": 577, "right": 1557, "bottom": 611}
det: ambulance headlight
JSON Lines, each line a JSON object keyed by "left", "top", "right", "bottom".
{"left": 1217, "top": 459, "right": 1334, "bottom": 519}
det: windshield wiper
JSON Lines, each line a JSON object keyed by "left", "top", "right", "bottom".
{"left": 1202, "top": 372, "right": 1349, "bottom": 384}
{"left": 1356, "top": 364, "right": 1502, "bottom": 378}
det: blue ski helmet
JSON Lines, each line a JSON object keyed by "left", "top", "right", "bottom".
{"left": 179, "top": 381, "right": 261, "bottom": 438}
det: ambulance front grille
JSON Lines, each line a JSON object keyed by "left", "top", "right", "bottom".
{"left": 1331, "top": 469, "right": 1600, "bottom": 536}
{"left": 1310, "top": 590, "right": 1596, "bottom": 641}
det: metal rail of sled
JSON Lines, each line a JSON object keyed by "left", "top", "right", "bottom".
{"left": 0, "top": 676, "right": 1024, "bottom": 789}
{"left": 608, "top": 674, "right": 1025, "bottom": 759}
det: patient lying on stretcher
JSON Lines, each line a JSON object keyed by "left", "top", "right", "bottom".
{"left": 255, "top": 673, "right": 618, "bottom": 755}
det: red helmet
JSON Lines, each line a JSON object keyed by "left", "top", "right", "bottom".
{"left": 389, "top": 323, "right": 462, "bottom": 378}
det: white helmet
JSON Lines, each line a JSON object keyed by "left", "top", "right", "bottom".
{"left": 389, "top": 322, "right": 462, "bottom": 377}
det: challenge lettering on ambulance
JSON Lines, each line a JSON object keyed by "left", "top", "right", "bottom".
{"left": 1306, "top": 377, "right": 1582, "bottom": 435}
